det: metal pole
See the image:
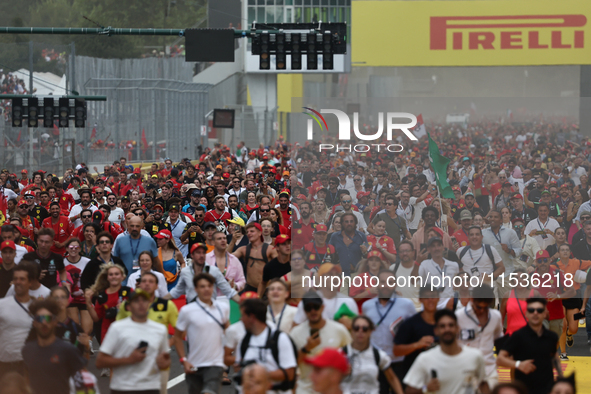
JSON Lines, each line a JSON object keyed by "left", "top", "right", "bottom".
{"left": 136, "top": 89, "right": 141, "bottom": 161}
{"left": 115, "top": 89, "right": 120, "bottom": 162}
{"left": 28, "top": 41, "right": 33, "bottom": 93}
{"left": 70, "top": 42, "right": 76, "bottom": 93}
{"left": 151, "top": 90, "right": 156, "bottom": 161}
{"left": 164, "top": 91, "right": 169, "bottom": 161}
{"left": 28, "top": 126, "right": 33, "bottom": 169}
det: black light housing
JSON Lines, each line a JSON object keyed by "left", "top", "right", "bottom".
{"left": 259, "top": 32, "right": 270, "bottom": 70}
{"left": 275, "top": 32, "right": 286, "bottom": 70}
{"left": 307, "top": 32, "right": 318, "bottom": 70}
{"left": 43, "top": 97, "right": 54, "bottom": 128}
{"left": 27, "top": 97, "right": 39, "bottom": 127}
{"left": 291, "top": 33, "right": 302, "bottom": 70}
{"left": 11, "top": 98, "right": 23, "bottom": 127}
{"left": 322, "top": 31, "right": 334, "bottom": 70}
{"left": 74, "top": 98, "right": 86, "bottom": 128}
{"left": 58, "top": 98, "right": 69, "bottom": 127}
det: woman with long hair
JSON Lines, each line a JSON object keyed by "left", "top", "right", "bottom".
{"left": 545, "top": 227, "right": 568, "bottom": 261}
{"left": 269, "top": 208, "right": 289, "bottom": 235}
{"left": 366, "top": 219, "right": 397, "bottom": 264}
{"left": 126, "top": 250, "right": 169, "bottom": 297}
{"left": 155, "top": 229, "right": 185, "bottom": 290}
{"left": 501, "top": 207, "right": 513, "bottom": 230}
{"left": 312, "top": 199, "right": 330, "bottom": 225}
{"left": 241, "top": 191, "right": 259, "bottom": 219}
{"left": 260, "top": 218, "right": 275, "bottom": 245}
{"left": 81, "top": 222, "right": 100, "bottom": 259}
{"left": 204, "top": 186, "right": 217, "bottom": 210}
{"left": 500, "top": 269, "right": 541, "bottom": 336}
{"left": 63, "top": 238, "right": 92, "bottom": 334}
{"left": 265, "top": 278, "right": 298, "bottom": 333}
{"left": 326, "top": 214, "right": 342, "bottom": 244}
{"left": 349, "top": 250, "right": 390, "bottom": 310}
{"left": 287, "top": 250, "right": 311, "bottom": 305}
{"left": 342, "top": 316, "right": 404, "bottom": 394}
{"left": 567, "top": 189, "right": 589, "bottom": 244}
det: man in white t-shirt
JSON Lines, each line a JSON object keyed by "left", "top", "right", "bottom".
{"left": 403, "top": 309, "right": 489, "bottom": 394}
{"left": 174, "top": 272, "right": 229, "bottom": 394}
{"left": 456, "top": 285, "right": 503, "bottom": 389}
{"left": 290, "top": 292, "right": 352, "bottom": 394}
{"left": 418, "top": 237, "right": 460, "bottom": 309}
{"left": 456, "top": 226, "right": 504, "bottom": 285}
{"left": 524, "top": 203, "right": 560, "bottom": 250}
{"left": 237, "top": 298, "right": 297, "bottom": 394}
{"left": 96, "top": 289, "right": 171, "bottom": 394}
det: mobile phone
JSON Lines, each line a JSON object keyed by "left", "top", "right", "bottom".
{"left": 431, "top": 370, "right": 437, "bottom": 379}
{"left": 137, "top": 340, "right": 148, "bottom": 352}
{"left": 310, "top": 328, "right": 319, "bottom": 337}
{"left": 573, "top": 311, "right": 585, "bottom": 320}
{"left": 420, "top": 243, "right": 427, "bottom": 251}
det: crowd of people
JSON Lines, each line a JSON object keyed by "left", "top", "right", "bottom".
{"left": 0, "top": 122, "right": 586, "bottom": 394}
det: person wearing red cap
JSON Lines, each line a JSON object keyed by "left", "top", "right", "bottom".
{"left": 302, "top": 347, "right": 349, "bottom": 394}
{"left": 275, "top": 193, "right": 292, "bottom": 231}
{"left": 0, "top": 240, "right": 18, "bottom": 297}
{"left": 41, "top": 201, "right": 75, "bottom": 256}
{"left": 233, "top": 223, "right": 278, "bottom": 294}
{"left": 292, "top": 202, "right": 316, "bottom": 251}
{"left": 258, "top": 234, "right": 291, "bottom": 297}
{"left": 510, "top": 193, "right": 538, "bottom": 226}
{"left": 303, "top": 224, "right": 339, "bottom": 272}
{"left": 19, "top": 169, "right": 29, "bottom": 187}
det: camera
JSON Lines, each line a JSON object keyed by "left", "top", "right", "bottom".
{"left": 105, "top": 306, "right": 119, "bottom": 320}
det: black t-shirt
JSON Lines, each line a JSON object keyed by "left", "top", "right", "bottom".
{"left": 80, "top": 255, "right": 127, "bottom": 290}
{"left": 511, "top": 208, "right": 538, "bottom": 226}
{"left": 502, "top": 324, "right": 558, "bottom": 394}
{"left": 572, "top": 239, "right": 591, "bottom": 261}
{"left": 262, "top": 258, "right": 291, "bottom": 283}
{"left": 533, "top": 202, "right": 560, "bottom": 219}
{"left": 22, "top": 337, "right": 86, "bottom": 394}
{"left": 28, "top": 205, "right": 49, "bottom": 225}
{"left": 228, "top": 234, "right": 249, "bottom": 253}
{"left": 27, "top": 318, "right": 85, "bottom": 353}
{"left": 0, "top": 265, "right": 14, "bottom": 298}
{"left": 182, "top": 221, "right": 206, "bottom": 248}
{"left": 23, "top": 251, "right": 65, "bottom": 289}
{"left": 183, "top": 176, "right": 197, "bottom": 184}
{"left": 394, "top": 312, "right": 437, "bottom": 376}
{"left": 145, "top": 220, "right": 170, "bottom": 238}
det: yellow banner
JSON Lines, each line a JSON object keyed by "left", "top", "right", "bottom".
{"left": 352, "top": 1, "right": 591, "bottom": 66}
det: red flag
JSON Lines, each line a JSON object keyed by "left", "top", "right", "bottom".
{"left": 141, "top": 129, "right": 148, "bottom": 154}
{"left": 90, "top": 127, "right": 96, "bottom": 141}
{"left": 16, "top": 130, "right": 21, "bottom": 143}
{"left": 53, "top": 123, "right": 60, "bottom": 136}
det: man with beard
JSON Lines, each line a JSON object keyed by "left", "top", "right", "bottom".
{"left": 453, "top": 192, "right": 483, "bottom": 222}
{"left": 144, "top": 204, "right": 171, "bottom": 239}
{"left": 22, "top": 298, "right": 87, "bottom": 394}
{"left": 328, "top": 213, "right": 368, "bottom": 277}
{"left": 182, "top": 190, "right": 202, "bottom": 217}
{"left": 233, "top": 223, "right": 278, "bottom": 293}
{"left": 410, "top": 206, "right": 454, "bottom": 259}
{"left": 362, "top": 270, "right": 416, "bottom": 387}
{"left": 227, "top": 195, "right": 241, "bottom": 219}
{"left": 155, "top": 183, "right": 176, "bottom": 213}
{"left": 228, "top": 177, "right": 245, "bottom": 199}
{"left": 258, "top": 234, "right": 292, "bottom": 297}
{"left": 510, "top": 193, "right": 537, "bottom": 226}
{"left": 404, "top": 310, "right": 488, "bottom": 394}
{"left": 24, "top": 191, "right": 49, "bottom": 225}
{"left": 181, "top": 206, "right": 206, "bottom": 250}
{"left": 292, "top": 202, "right": 315, "bottom": 251}
{"left": 113, "top": 216, "right": 158, "bottom": 276}
{"left": 239, "top": 179, "right": 258, "bottom": 203}
{"left": 276, "top": 192, "right": 292, "bottom": 230}
{"left": 106, "top": 193, "right": 125, "bottom": 226}
{"left": 204, "top": 196, "right": 232, "bottom": 234}
{"left": 68, "top": 189, "right": 98, "bottom": 228}
{"left": 41, "top": 202, "right": 74, "bottom": 256}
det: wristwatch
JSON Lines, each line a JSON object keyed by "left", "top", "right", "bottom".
{"left": 300, "top": 346, "right": 310, "bottom": 354}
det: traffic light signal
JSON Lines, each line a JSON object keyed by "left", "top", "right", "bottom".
{"left": 43, "top": 98, "right": 54, "bottom": 128}
{"left": 307, "top": 33, "right": 318, "bottom": 70}
{"left": 74, "top": 98, "right": 86, "bottom": 128}
{"left": 27, "top": 98, "right": 39, "bottom": 127}
{"left": 59, "top": 98, "right": 69, "bottom": 127}
{"left": 322, "top": 31, "right": 334, "bottom": 70}
{"left": 275, "top": 32, "right": 286, "bottom": 70}
{"left": 12, "top": 98, "right": 23, "bottom": 127}
{"left": 291, "top": 33, "right": 302, "bottom": 70}
{"left": 259, "top": 32, "right": 270, "bottom": 70}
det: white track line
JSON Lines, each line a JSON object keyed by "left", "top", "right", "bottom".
{"left": 167, "top": 373, "right": 186, "bottom": 389}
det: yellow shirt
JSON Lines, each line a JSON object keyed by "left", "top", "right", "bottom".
{"left": 116, "top": 297, "right": 179, "bottom": 327}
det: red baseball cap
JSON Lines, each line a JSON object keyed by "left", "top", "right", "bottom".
{"left": 240, "top": 291, "right": 259, "bottom": 302}
{"left": 190, "top": 243, "right": 208, "bottom": 254}
{"left": 367, "top": 250, "right": 384, "bottom": 260}
{"left": 253, "top": 223, "right": 264, "bottom": 242}
{"left": 296, "top": 194, "right": 307, "bottom": 200}
{"left": 155, "top": 229, "right": 172, "bottom": 240}
{"left": 304, "top": 348, "right": 349, "bottom": 374}
{"left": 356, "top": 191, "right": 370, "bottom": 199}
{"left": 222, "top": 172, "right": 230, "bottom": 179}
{"left": 0, "top": 240, "right": 16, "bottom": 251}
{"left": 314, "top": 224, "right": 328, "bottom": 233}
{"left": 21, "top": 169, "right": 28, "bottom": 174}
{"left": 536, "top": 250, "right": 550, "bottom": 260}
{"left": 511, "top": 194, "right": 523, "bottom": 200}
{"left": 133, "top": 168, "right": 141, "bottom": 174}
{"left": 274, "top": 234, "right": 291, "bottom": 245}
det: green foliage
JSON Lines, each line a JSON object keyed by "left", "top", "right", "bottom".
{"left": 0, "top": 0, "right": 206, "bottom": 62}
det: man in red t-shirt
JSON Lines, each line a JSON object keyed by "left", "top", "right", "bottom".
{"left": 203, "top": 196, "right": 231, "bottom": 231}
{"left": 303, "top": 224, "right": 339, "bottom": 272}
{"left": 42, "top": 202, "right": 74, "bottom": 256}
{"left": 292, "top": 201, "right": 315, "bottom": 251}
{"left": 120, "top": 174, "right": 146, "bottom": 197}
{"left": 276, "top": 192, "right": 292, "bottom": 230}
{"left": 452, "top": 210, "right": 473, "bottom": 248}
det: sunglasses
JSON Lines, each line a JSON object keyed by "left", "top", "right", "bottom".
{"left": 537, "top": 258, "right": 549, "bottom": 264}
{"left": 352, "top": 325, "right": 370, "bottom": 332}
{"left": 98, "top": 240, "right": 111, "bottom": 245}
{"left": 260, "top": 209, "right": 270, "bottom": 213}
{"left": 68, "top": 245, "right": 80, "bottom": 250}
{"left": 304, "top": 303, "right": 322, "bottom": 312}
{"left": 342, "top": 200, "right": 352, "bottom": 204}
{"left": 34, "top": 315, "right": 54, "bottom": 323}
{"left": 25, "top": 196, "right": 35, "bottom": 199}
{"left": 582, "top": 217, "right": 591, "bottom": 221}
{"left": 513, "top": 224, "right": 524, "bottom": 229}
{"left": 527, "top": 307, "right": 545, "bottom": 314}
{"left": 81, "top": 215, "right": 92, "bottom": 219}
{"left": 385, "top": 202, "right": 394, "bottom": 206}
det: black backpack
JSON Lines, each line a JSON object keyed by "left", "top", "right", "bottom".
{"left": 458, "top": 244, "right": 496, "bottom": 272}
{"left": 239, "top": 327, "right": 298, "bottom": 391}
{"left": 342, "top": 344, "right": 381, "bottom": 368}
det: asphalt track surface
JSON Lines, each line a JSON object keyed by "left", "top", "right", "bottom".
{"left": 88, "top": 322, "right": 591, "bottom": 394}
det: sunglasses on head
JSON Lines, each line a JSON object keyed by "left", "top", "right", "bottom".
{"left": 304, "top": 303, "right": 322, "bottom": 312}
{"left": 34, "top": 314, "right": 54, "bottom": 323}
{"left": 527, "top": 307, "right": 545, "bottom": 314}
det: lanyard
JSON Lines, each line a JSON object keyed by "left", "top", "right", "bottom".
{"left": 537, "top": 218, "right": 549, "bottom": 231}
{"left": 313, "top": 241, "right": 329, "bottom": 265}
{"left": 375, "top": 298, "right": 396, "bottom": 327}
{"left": 195, "top": 300, "right": 225, "bottom": 329}
{"left": 462, "top": 228, "right": 469, "bottom": 239}
{"left": 98, "top": 255, "right": 113, "bottom": 265}
{"left": 129, "top": 237, "right": 141, "bottom": 257}
{"left": 14, "top": 297, "right": 33, "bottom": 318}
{"left": 464, "top": 307, "right": 491, "bottom": 332}
{"left": 492, "top": 228, "right": 502, "bottom": 244}
{"left": 170, "top": 219, "right": 181, "bottom": 232}
{"left": 268, "top": 304, "right": 286, "bottom": 329}
{"left": 222, "top": 253, "right": 228, "bottom": 276}
{"left": 522, "top": 237, "right": 527, "bottom": 250}
{"left": 468, "top": 246, "right": 485, "bottom": 266}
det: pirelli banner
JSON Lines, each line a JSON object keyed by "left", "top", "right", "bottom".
{"left": 352, "top": 1, "right": 591, "bottom": 66}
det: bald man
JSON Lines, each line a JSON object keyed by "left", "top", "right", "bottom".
{"left": 113, "top": 215, "right": 158, "bottom": 277}
{"left": 242, "top": 364, "right": 270, "bottom": 394}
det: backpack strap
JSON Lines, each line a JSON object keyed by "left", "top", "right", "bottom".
{"left": 261, "top": 243, "right": 269, "bottom": 265}
{"left": 372, "top": 347, "right": 381, "bottom": 368}
{"left": 392, "top": 260, "right": 401, "bottom": 275}
{"left": 239, "top": 331, "right": 253, "bottom": 363}
{"left": 484, "top": 244, "right": 495, "bottom": 272}
{"left": 458, "top": 246, "right": 470, "bottom": 260}
{"left": 245, "top": 243, "right": 252, "bottom": 265}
